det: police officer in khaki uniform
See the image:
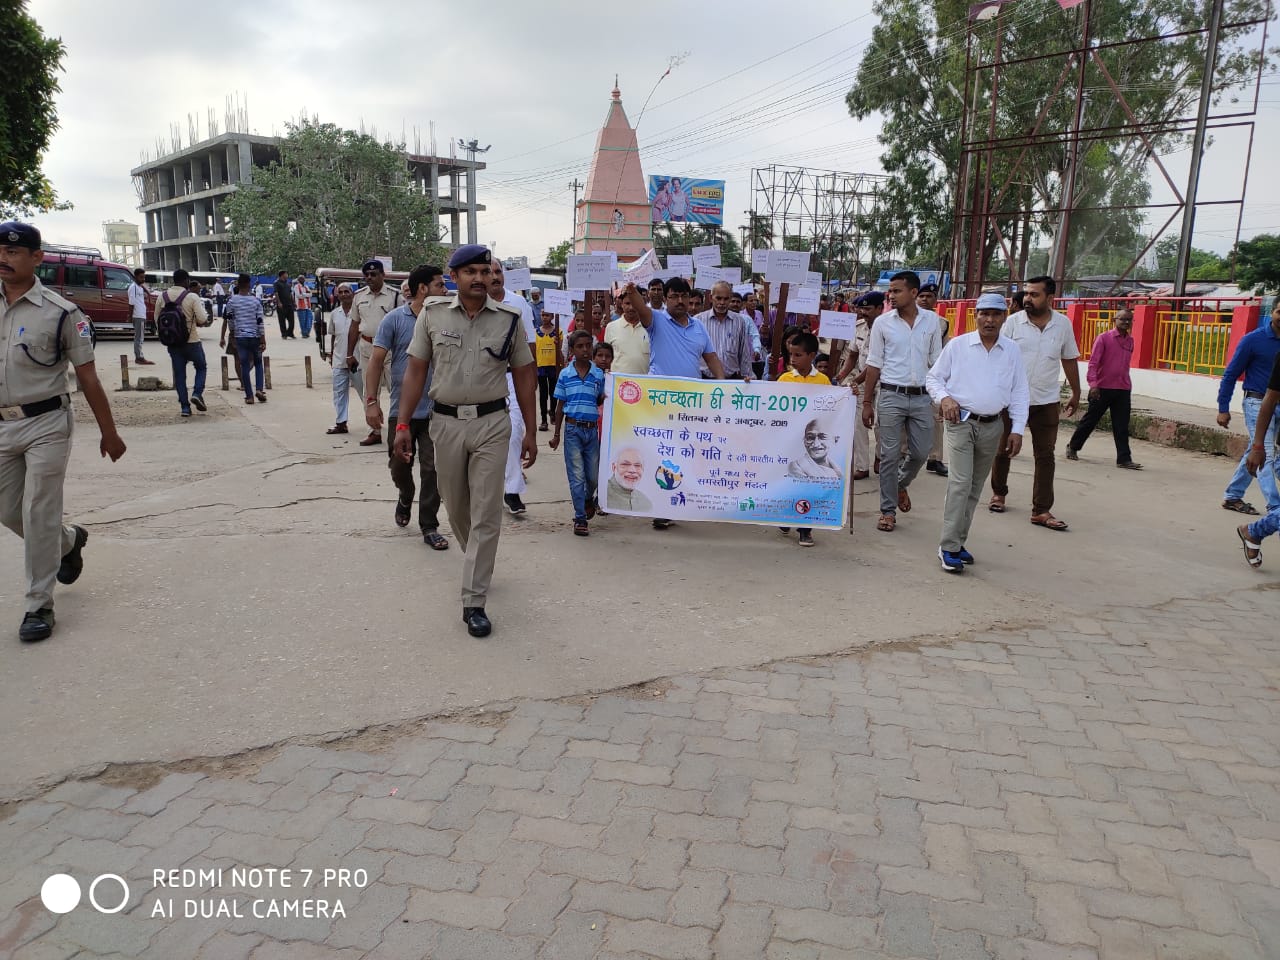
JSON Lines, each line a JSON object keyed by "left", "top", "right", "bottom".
{"left": 395, "top": 245, "right": 538, "bottom": 637}
{"left": 345, "top": 258, "right": 402, "bottom": 447}
{"left": 0, "top": 222, "right": 127, "bottom": 642}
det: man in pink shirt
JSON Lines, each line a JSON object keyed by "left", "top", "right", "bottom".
{"left": 1065, "top": 309, "right": 1142, "bottom": 469}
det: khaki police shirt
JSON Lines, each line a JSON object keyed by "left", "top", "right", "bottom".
{"left": 348, "top": 285, "right": 400, "bottom": 338}
{"left": 0, "top": 278, "right": 97, "bottom": 407}
{"left": 409, "top": 295, "right": 534, "bottom": 406}
{"left": 152, "top": 286, "right": 208, "bottom": 344}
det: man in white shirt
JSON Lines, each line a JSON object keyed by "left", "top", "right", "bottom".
{"left": 862, "top": 271, "right": 943, "bottom": 532}
{"left": 489, "top": 261, "right": 537, "bottom": 515}
{"left": 212, "top": 279, "right": 226, "bottom": 318}
{"left": 326, "top": 283, "right": 361, "bottom": 435}
{"left": 988, "top": 275, "right": 1081, "bottom": 531}
{"left": 926, "top": 292, "right": 1030, "bottom": 573}
{"left": 604, "top": 294, "right": 651, "bottom": 374}
{"left": 126, "top": 268, "right": 154, "bottom": 365}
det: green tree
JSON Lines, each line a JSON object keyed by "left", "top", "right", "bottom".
{"left": 653, "top": 224, "right": 744, "bottom": 268}
{"left": 846, "top": 0, "right": 1271, "bottom": 286}
{"left": 223, "top": 119, "right": 444, "bottom": 274}
{"left": 544, "top": 239, "right": 571, "bottom": 269}
{"left": 0, "top": 2, "right": 69, "bottom": 217}
{"left": 1235, "top": 233, "right": 1280, "bottom": 292}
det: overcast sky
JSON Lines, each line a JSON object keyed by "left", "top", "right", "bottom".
{"left": 26, "top": 0, "right": 1280, "bottom": 266}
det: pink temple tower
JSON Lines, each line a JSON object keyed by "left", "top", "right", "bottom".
{"left": 574, "top": 82, "right": 652, "bottom": 263}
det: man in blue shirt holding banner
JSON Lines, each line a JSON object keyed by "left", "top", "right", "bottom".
{"left": 1218, "top": 302, "right": 1280, "bottom": 516}
{"left": 621, "top": 278, "right": 725, "bottom": 529}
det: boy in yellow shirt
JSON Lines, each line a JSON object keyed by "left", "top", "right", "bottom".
{"left": 535, "top": 314, "right": 562, "bottom": 431}
{"left": 777, "top": 332, "right": 830, "bottom": 546}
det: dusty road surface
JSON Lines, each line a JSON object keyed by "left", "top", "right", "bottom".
{"left": 1, "top": 334, "right": 1276, "bottom": 958}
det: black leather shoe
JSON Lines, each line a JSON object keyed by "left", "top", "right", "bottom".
{"left": 57, "top": 525, "right": 88, "bottom": 585}
{"left": 462, "top": 607, "right": 492, "bottom": 637}
{"left": 191, "top": 394, "right": 207, "bottom": 412}
{"left": 19, "top": 608, "right": 54, "bottom": 643}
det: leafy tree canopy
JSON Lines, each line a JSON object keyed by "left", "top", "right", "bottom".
{"left": 845, "top": 0, "right": 1271, "bottom": 284}
{"left": 1235, "top": 233, "right": 1280, "bottom": 292}
{"left": 223, "top": 119, "right": 445, "bottom": 275}
{"left": 544, "top": 239, "right": 571, "bottom": 270}
{"left": 0, "top": 2, "right": 69, "bottom": 218}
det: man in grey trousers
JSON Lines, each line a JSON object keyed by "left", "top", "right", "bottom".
{"left": 926, "top": 292, "right": 1030, "bottom": 573}
{"left": 861, "top": 270, "right": 943, "bottom": 532}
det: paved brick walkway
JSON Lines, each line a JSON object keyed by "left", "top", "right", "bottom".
{"left": 2, "top": 590, "right": 1278, "bottom": 959}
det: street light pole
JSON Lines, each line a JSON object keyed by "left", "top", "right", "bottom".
{"left": 457, "top": 138, "right": 491, "bottom": 245}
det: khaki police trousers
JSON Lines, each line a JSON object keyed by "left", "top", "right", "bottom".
{"left": 430, "top": 409, "right": 511, "bottom": 607}
{"left": 0, "top": 408, "right": 80, "bottom": 613}
{"left": 356, "top": 339, "right": 390, "bottom": 407}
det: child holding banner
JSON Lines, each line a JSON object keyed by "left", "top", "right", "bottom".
{"left": 777, "top": 333, "right": 832, "bottom": 547}
{"left": 549, "top": 331, "right": 607, "bottom": 537}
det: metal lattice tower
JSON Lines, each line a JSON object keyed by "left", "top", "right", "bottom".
{"left": 750, "top": 165, "right": 894, "bottom": 283}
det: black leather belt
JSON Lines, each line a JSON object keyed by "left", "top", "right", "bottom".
{"left": 970, "top": 412, "right": 1002, "bottom": 423}
{"left": 1245, "top": 390, "right": 1266, "bottom": 400}
{"left": 564, "top": 415, "right": 598, "bottom": 427}
{"left": 882, "top": 383, "right": 927, "bottom": 395}
{"left": 0, "top": 395, "right": 67, "bottom": 422}
{"left": 433, "top": 399, "right": 507, "bottom": 420}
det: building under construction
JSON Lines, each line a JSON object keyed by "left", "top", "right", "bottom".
{"left": 131, "top": 131, "right": 487, "bottom": 271}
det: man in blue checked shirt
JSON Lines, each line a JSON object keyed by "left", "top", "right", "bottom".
{"left": 549, "top": 329, "right": 607, "bottom": 537}
{"left": 1217, "top": 302, "right": 1280, "bottom": 516}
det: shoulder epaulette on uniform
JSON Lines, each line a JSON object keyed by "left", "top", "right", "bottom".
{"left": 424, "top": 295, "right": 454, "bottom": 307}
{"left": 493, "top": 301, "right": 521, "bottom": 318}
{"left": 39, "top": 286, "right": 77, "bottom": 314}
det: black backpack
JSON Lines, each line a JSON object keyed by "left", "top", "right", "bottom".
{"left": 157, "top": 291, "right": 190, "bottom": 347}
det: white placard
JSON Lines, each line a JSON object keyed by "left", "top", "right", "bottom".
{"left": 692, "top": 245, "right": 722, "bottom": 269}
{"left": 818, "top": 309, "right": 857, "bottom": 340}
{"left": 786, "top": 286, "right": 821, "bottom": 315}
{"left": 733, "top": 282, "right": 756, "bottom": 296}
{"left": 569, "top": 289, "right": 586, "bottom": 302}
{"left": 765, "top": 250, "right": 809, "bottom": 285}
{"left": 667, "top": 255, "right": 694, "bottom": 276}
{"left": 505, "top": 267, "right": 532, "bottom": 290}
{"left": 623, "top": 249, "right": 660, "bottom": 289}
{"left": 695, "top": 266, "right": 744, "bottom": 289}
{"left": 716, "top": 266, "right": 741, "bottom": 285}
{"left": 544, "top": 289, "right": 573, "bottom": 316}
{"left": 803, "top": 271, "right": 823, "bottom": 290}
{"left": 751, "top": 249, "right": 769, "bottom": 274}
{"left": 567, "top": 255, "right": 614, "bottom": 291}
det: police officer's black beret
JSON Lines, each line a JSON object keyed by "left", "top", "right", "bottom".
{"left": 448, "top": 244, "right": 492, "bottom": 269}
{"left": 0, "top": 221, "right": 41, "bottom": 250}
{"left": 855, "top": 291, "right": 885, "bottom": 307}
{"left": 920, "top": 282, "right": 939, "bottom": 294}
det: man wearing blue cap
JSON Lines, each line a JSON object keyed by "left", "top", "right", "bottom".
{"left": 395, "top": 245, "right": 538, "bottom": 637}
{"left": 926, "top": 292, "right": 1029, "bottom": 573}
{"left": 0, "top": 222, "right": 128, "bottom": 641}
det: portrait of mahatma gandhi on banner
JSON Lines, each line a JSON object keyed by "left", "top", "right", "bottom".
{"left": 788, "top": 418, "right": 843, "bottom": 480}
{"left": 606, "top": 446, "right": 653, "bottom": 511}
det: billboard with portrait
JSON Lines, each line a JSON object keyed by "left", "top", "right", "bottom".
{"left": 648, "top": 176, "right": 725, "bottom": 225}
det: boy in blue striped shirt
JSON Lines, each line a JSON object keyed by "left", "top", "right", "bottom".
{"left": 549, "top": 330, "right": 607, "bottom": 536}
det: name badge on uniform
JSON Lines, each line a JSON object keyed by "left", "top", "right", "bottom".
{"left": 440, "top": 330, "right": 463, "bottom": 344}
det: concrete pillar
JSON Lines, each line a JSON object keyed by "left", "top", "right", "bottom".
{"left": 144, "top": 213, "right": 156, "bottom": 244}
{"left": 173, "top": 165, "right": 186, "bottom": 197}
{"left": 157, "top": 171, "right": 172, "bottom": 201}
{"left": 1130, "top": 304, "right": 1159, "bottom": 370}
{"left": 465, "top": 167, "right": 478, "bottom": 243}
{"left": 161, "top": 208, "right": 179, "bottom": 242}
{"left": 239, "top": 140, "right": 253, "bottom": 185}
{"left": 450, "top": 212, "right": 460, "bottom": 245}
{"left": 210, "top": 149, "right": 223, "bottom": 187}
{"left": 226, "top": 144, "right": 239, "bottom": 184}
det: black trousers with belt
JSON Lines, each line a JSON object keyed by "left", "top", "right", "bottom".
{"left": 1069, "top": 388, "right": 1133, "bottom": 464}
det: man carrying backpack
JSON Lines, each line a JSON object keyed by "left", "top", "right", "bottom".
{"left": 154, "top": 268, "right": 209, "bottom": 418}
